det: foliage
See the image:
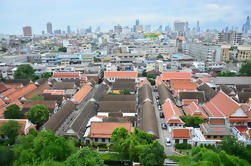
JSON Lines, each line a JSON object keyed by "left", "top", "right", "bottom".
{"left": 65, "top": 147, "right": 106, "bottom": 166}
{"left": 216, "top": 71, "right": 235, "bottom": 77}
{"left": 165, "top": 155, "right": 186, "bottom": 162}
{"left": 147, "top": 74, "right": 156, "bottom": 85}
{"left": 14, "top": 64, "right": 34, "bottom": 80}
{"left": 13, "top": 130, "right": 77, "bottom": 166}
{"left": 239, "top": 60, "right": 251, "bottom": 76}
{"left": 27, "top": 104, "right": 49, "bottom": 126}
{"left": 175, "top": 143, "right": 192, "bottom": 150}
{"left": 110, "top": 127, "right": 163, "bottom": 163}
{"left": 139, "top": 140, "right": 165, "bottom": 166}
{"left": 100, "top": 153, "right": 124, "bottom": 162}
{"left": 142, "top": 70, "right": 147, "bottom": 77}
{"left": 179, "top": 147, "right": 250, "bottom": 166}
{"left": 58, "top": 47, "right": 67, "bottom": 52}
{"left": 4, "top": 104, "right": 24, "bottom": 119}
{"left": 29, "top": 94, "right": 44, "bottom": 101}
{"left": 94, "top": 56, "right": 101, "bottom": 62}
{"left": 147, "top": 74, "right": 156, "bottom": 79}
{"left": 180, "top": 115, "right": 205, "bottom": 127}
{"left": 120, "top": 88, "right": 131, "bottom": 95}
{"left": 0, "top": 146, "right": 14, "bottom": 165}
{"left": 157, "top": 55, "right": 163, "bottom": 59}
{"left": 147, "top": 78, "right": 155, "bottom": 85}
{"left": 0, "top": 120, "right": 21, "bottom": 145}
{"left": 41, "top": 72, "right": 52, "bottom": 80}
{"left": 0, "top": 47, "right": 7, "bottom": 52}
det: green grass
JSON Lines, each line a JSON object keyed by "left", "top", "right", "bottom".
{"left": 100, "top": 153, "right": 124, "bottom": 162}
{"left": 166, "top": 155, "right": 186, "bottom": 162}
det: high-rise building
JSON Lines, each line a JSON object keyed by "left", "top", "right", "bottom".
{"left": 54, "top": 29, "right": 61, "bottom": 35}
{"left": 174, "top": 21, "right": 187, "bottom": 35}
{"left": 196, "top": 21, "right": 200, "bottom": 32}
{"left": 22, "top": 26, "right": 32, "bottom": 36}
{"left": 242, "top": 16, "right": 250, "bottom": 34}
{"left": 46, "top": 22, "right": 53, "bottom": 34}
{"left": 67, "top": 25, "right": 71, "bottom": 34}
{"left": 114, "top": 24, "right": 122, "bottom": 34}
{"left": 136, "top": 19, "right": 139, "bottom": 26}
{"left": 218, "top": 31, "right": 243, "bottom": 45}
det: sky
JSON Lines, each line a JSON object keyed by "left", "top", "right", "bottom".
{"left": 0, "top": 0, "right": 251, "bottom": 34}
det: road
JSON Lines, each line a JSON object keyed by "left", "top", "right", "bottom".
{"left": 152, "top": 86, "right": 178, "bottom": 156}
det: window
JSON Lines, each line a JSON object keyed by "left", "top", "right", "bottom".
{"left": 95, "top": 138, "right": 98, "bottom": 142}
{"left": 175, "top": 139, "right": 179, "bottom": 143}
{"left": 183, "top": 139, "right": 187, "bottom": 143}
{"left": 214, "top": 136, "right": 217, "bottom": 139}
{"left": 102, "top": 138, "right": 105, "bottom": 142}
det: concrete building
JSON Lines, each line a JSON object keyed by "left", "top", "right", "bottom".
{"left": 220, "top": 45, "right": 231, "bottom": 61}
{"left": 218, "top": 31, "right": 243, "bottom": 45}
{"left": 114, "top": 24, "right": 122, "bottom": 34}
{"left": 237, "top": 46, "right": 251, "bottom": 60}
{"left": 23, "top": 26, "right": 32, "bottom": 36}
{"left": 145, "top": 60, "right": 163, "bottom": 72}
{"left": 46, "top": 22, "right": 53, "bottom": 34}
{"left": 174, "top": 21, "right": 188, "bottom": 35}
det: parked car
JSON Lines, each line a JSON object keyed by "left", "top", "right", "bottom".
{"left": 161, "top": 123, "right": 167, "bottom": 129}
{"left": 159, "top": 112, "right": 164, "bottom": 118}
{"left": 158, "top": 106, "right": 162, "bottom": 110}
{"left": 156, "top": 96, "right": 159, "bottom": 100}
{"left": 165, "top": 138, "right": 171, "bottom": 146}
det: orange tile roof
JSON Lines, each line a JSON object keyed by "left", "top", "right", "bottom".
{"left": 72, "top": 83, "right": 93, "bottom": 104}
{"left": 182, "top": 99, "right": 198, "bottom": 105}
{"left": 170, "top": 79, "right": 197, "bottom": 92}
{"left": 7, "top": 84, "right": 37, "bottom": 101}
{"left": 162, "top": 72, "right": 191, "bottom": 81}
{"left": 172, "top": 128, "right": 190, "bottom": 139}
{"left": 155, "top": 76, "right": 163, "bottom": 86}
{"left": 198, "top": 77, "right": 211, "bottom": 83}
{"left": 0, "top": 98, "right": 6, "bottom": 108}
{"left": 0, "top": 119, "right": 35, "bottom": 135}
{"left": 202, "top": 91, "right": 241, "bottom": 118}
{"left": 53, "top": 72, "right": 80, "bottom": 78}
{"left": 1, "top": 88, "right": 16, "bottom": 97}
{"left": 183, "top": 101, "right": 208, "bottom": 119}
{"left": 4, "top": 83, "right": 23, "bottom": 89}
{"left": 136, "top": 78, "right": 151, "bottom": 88}
{"left": 24, "top": 82, "right": 50, "bottom": 99}
{"left": 43, "top": 89, "right": 65, "bottom": 95}
{"left": 162, "top": 99, "right": 184, "bottom": 124}
{"left": 104, "top": 71, "right": 138, "bottom": 78}
{"left": 177, "top": 36, "right": 185, "bottom": 40}
{"left": 89, "top": 122, "right": 133, "bottom": 138}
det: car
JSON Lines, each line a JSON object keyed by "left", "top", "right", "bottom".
{"left": 165, "top": 138, "right": 171, "bottom": 146}
{"left": 159, "top": 112, "right": 164, "bottom": 118}
{"left": 161, "top": 123, "right": 167, "bottom": 129}
{"left": 158, "top": 106, "right": 162, "bottom": 110}
{"left": 156, "top": 96, "right": 159, "bottom": 100}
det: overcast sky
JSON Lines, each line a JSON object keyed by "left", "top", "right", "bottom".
{"left": 1, "top": 0, "right": 251, "bottom": 34}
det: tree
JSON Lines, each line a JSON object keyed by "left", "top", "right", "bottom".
{"left": 216, "top": 71, "right": 235, "bottom": 77}
{"left": 142, "top": 70, "right": 147, "bottom": 77}
{"left": 0, "top": 146, "right": 14, "bottom": 166}
{"left": 64, "top": 147, "right": 106, "bottom": 166}
{"left": 94, "top": 57, "right": 101, "bottom": 62}
{"left": 14, "top": 64, "right": 34, "bottom": 80}
{"left": 29, "top": 94, "right": 44, "bottom": 101}
{"left": 0, "top": 47, "right": 7, "bottom": 52}
{"left": 139, "top": 141, "right": 165, "bottom": 166}
{"left": 27, "top": 104, "right": 49, "bottom": 127}
{"left": 4, "top": 104, "right": 24, "bottom": 119}
{"left": 0, "top": 120, "right": 21, "bottom": 144}
{"left": 58, "top": 47, "right": 67, "bottom": 52}
{"left": 120, "top": 88, "right": 131, "bottom": 95}
{"left": 157, "top": 55, "right": 163, "bottom": 59}
{"left": 180, "top": 115, "right": 205, "bottom": 127}
{"left": 239, "top": 60, "right": 251, "bottom": 76}
{"left": 41, "top": 72, "right": 53, "bottom": 80}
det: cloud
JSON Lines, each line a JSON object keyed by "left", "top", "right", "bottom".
{"left": 205, "top": 3, "right": 232, "bottom": 11}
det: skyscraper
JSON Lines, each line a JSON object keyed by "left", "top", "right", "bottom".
{"left": 196, "top": 21, "right": 200, "bottom": 32}
{"left": 242, "top": 16, "right": 250, "bottom": 34}
{"left": 22, "top": 26, "right": 32, "bottom": 36}
{"left": 136, "top": 19, "right": 139, "bottom": 26}
{"left": 174, "top": 21, "right": 187, "bottom": 35}
{"left": 67, "top": 25, "right": 71, "bottom": 34}
{"left": 46, "top": 22, "right": 53, "bottom": 34}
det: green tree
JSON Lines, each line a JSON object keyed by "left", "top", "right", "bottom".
{"left": 180, "top": 115, "right": 205, "bottom": 127}
{"left": 120, "top": 88, "right": 131, "bottom": 95}
{"left": 64, "top": 147, "right": 106, "bottom": 166}
{"left": 0, "top": 120, "right": 21, "bottom": 144}
{"left": 239, "top": 60, "right": 251, "bottom": 76}
{"left": 4, "top": 104, "right": 24, "bottom": 119}
{"left": 29, "top": 94, "right": 44, "bottom": 101}
{"left": 58, "top": 47, "right": 67, "bottom": 52}
{"left": 139, "top": 141, "right": 165, "bottom": 166}
{"left": 0, "top": 146, "right": 14, "bottom": 166}
{"left": 142, "top": 70, "right": 147, "bottom": 77}
{"left": 157, "top": 54, "right": 163, "bottom": 59}
{"left": 41, "top": 72, "right": 53, "bottom": 80}
{"left": 216, "top": 71, "right": 235, "bottom": 77}
{"left": 14, "top": 64, "right": 34, "bottom": 80}
{"left": 94, "top": 57, "right": 101, "bottom": 62}
{"left": 0, "top": 47, "right": 7, "bottom": 52}
{"left": 27, "top": 104, "right": 49, "bottom": 127}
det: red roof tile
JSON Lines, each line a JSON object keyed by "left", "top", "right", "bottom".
{"left": 7, "top": 84, "right": 37, "bottom": 101}
{"left": 89, "top": 122, "right": 133, "bottom": 138}
{"left": 72, "top": 83, "right": 93, "bottom": 104}
{"left": 162, "top": 72, "right": 191, "bottom": 81}
{"left": 0, "top": 119, "right": 35, "bottom": 135}
{"left": 172, "top": 128, "right": 190, "bottom": 139}
{"left": 53, "top": 72, "right": 80, "bottom": 78}
{"left": 0, "top": 83, "right": 7, "bottom": 93}
{"left": 182, "top": 99, "right": 198, "bottom": 105}
{"left": 162, "top": 99, "right": 184, "bottom": 124}
{"left": 183, "top": 101, "right": 208, "bottom": 119}
{"left": 24, "top": 82, "right": 50, "bottom": 99}
{"left": 1, "top": 88, "right": 16, "bottom": 97}
{"left": 43, "top": 89, "right": 65, "bottom": 95}
{"left": 104, "top": 71, "right": 138, "bottom": 78}
{"left": 170, "top": 79, "right": 197, "bottom": 92}
{"left": 155, "top": 76, "right": 162, "bottom": 86}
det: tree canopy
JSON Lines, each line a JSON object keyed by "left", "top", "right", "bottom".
{"left": 29, "top": 94, "right": 44, "bottom": 101}
{"left": 58, "top": 47, "right": 67, "bottom": 52}
{"left": 180, "top": 115, "right": 205, "bottom": 127}
{"left": 27, "top": 104, "right": 49, "bottom": 127}
{"left": 239, "top": 60, "right": 251, "bottom": 76}
{"left": 41, "top": 72, "right": 53, "bottom": 80}
{"left": 0, "top": 120, "right": 21, "bottom": 144}
{"left": 4, "top": 104, "right": 24, "bottom": 119}
{"left": 216, "top": 71, "right": 235, "bottom": 77}
{"left": 14, "top": 64, "right": 34, "bottom": 80}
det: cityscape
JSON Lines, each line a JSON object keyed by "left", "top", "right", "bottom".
{"left": 0, "top": 0, "right": 251, "bottom": 166}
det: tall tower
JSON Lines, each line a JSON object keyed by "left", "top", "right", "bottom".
{"left": 22, "top": 26, "right": 32, "bottom": 36}
{"left": 136, "top": 19, "right": 139, "bottom": 26}
{"left": 196, "top": 21, "right": 200, "bottom": 32}
{"left": 46, "top": 22, "right": 53, "bottom": 34}
{"left": 67, "top": 25, "right": 71, "bottom": 34}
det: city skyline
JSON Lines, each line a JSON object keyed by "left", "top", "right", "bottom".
{"left": 1, "top": 0, "right": 251, "bottom": 34}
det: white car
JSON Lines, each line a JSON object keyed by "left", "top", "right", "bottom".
{"left": 165, "top": 138, "right": 171, "bottom": 146}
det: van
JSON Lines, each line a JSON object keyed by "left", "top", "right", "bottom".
{"left": 165, "top": 138, "right": 171, "bottom": 146}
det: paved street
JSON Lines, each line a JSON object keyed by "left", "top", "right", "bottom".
{"left": 152, "top": 86, "right": 176, "bottom": 156}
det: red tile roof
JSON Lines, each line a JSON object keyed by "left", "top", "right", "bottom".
{"left": 162, "top": 99, "right": 184, "bottom": 124}
{"left": 0, "top": 98, "right": 6, "bottom": 108}
{"left": 182, "top": 99, "right": 198, "bottom": 105}
{"left": 162, "top": 72, "right": 191, "bottom": 81}
{"left": 89, "top": 122, "right": 133, "bottom": 138}
{"left": 136, "top": 78, "right": 151, "bottom": 88}
{"left": 24, "top": 82, "right": 50, "bottom": 99}
{"left": 198, "top": 77, "right": 211, "bottom": 83}
{"left": 155, "top": 76, "right": 162, "bottom": 86}
{"left": 104, "top": 71, "right": 138, "bottom": 78}
{"left": 1, "top": 88, "right": 16, "bottom": 97}
{"left": 183, "top": 101, "right": 208, "bottom": 119}
{"left": 43, "top": 89, "right": 65, "bottom": 95}
{"left": 72, "top": 83, "right": 93, "bottom": 104}
{"left": 172, "top": 128, "right": 190, "bottom": 139}
{"left": 7, "top": 84, "right": 37, "bottom": 101}
{"left": 52, "top": 72, "right": 80, "bottom": 78}
{"left": 4, "top": 83, "right": 23, "bottom": 89}
{"left": 170, "top": 79, "right": 197, "bottom": 92}
{"left": 0, "top": 83, "right": 7, "bottom": 93}
{"left": 235, "top": 126, "right": 247, "bottom": 133}
{"left": 0, "top": 119, "right": 35, "bottom": 135}
{"left": 202, "top": 91, "right": 241, "bottom": 118}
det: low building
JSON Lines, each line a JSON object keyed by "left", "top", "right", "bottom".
{"left": 104, "top": 71, "right": 138, "bottom": 83}
{"left": 171, "top": 128, "right": 191, "bottom": 144}
{"left": 52, "top": 72, "right": 81, "bottom": 82}
{"left": 237, "top": 46, "right": 251, "bottom": 61}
